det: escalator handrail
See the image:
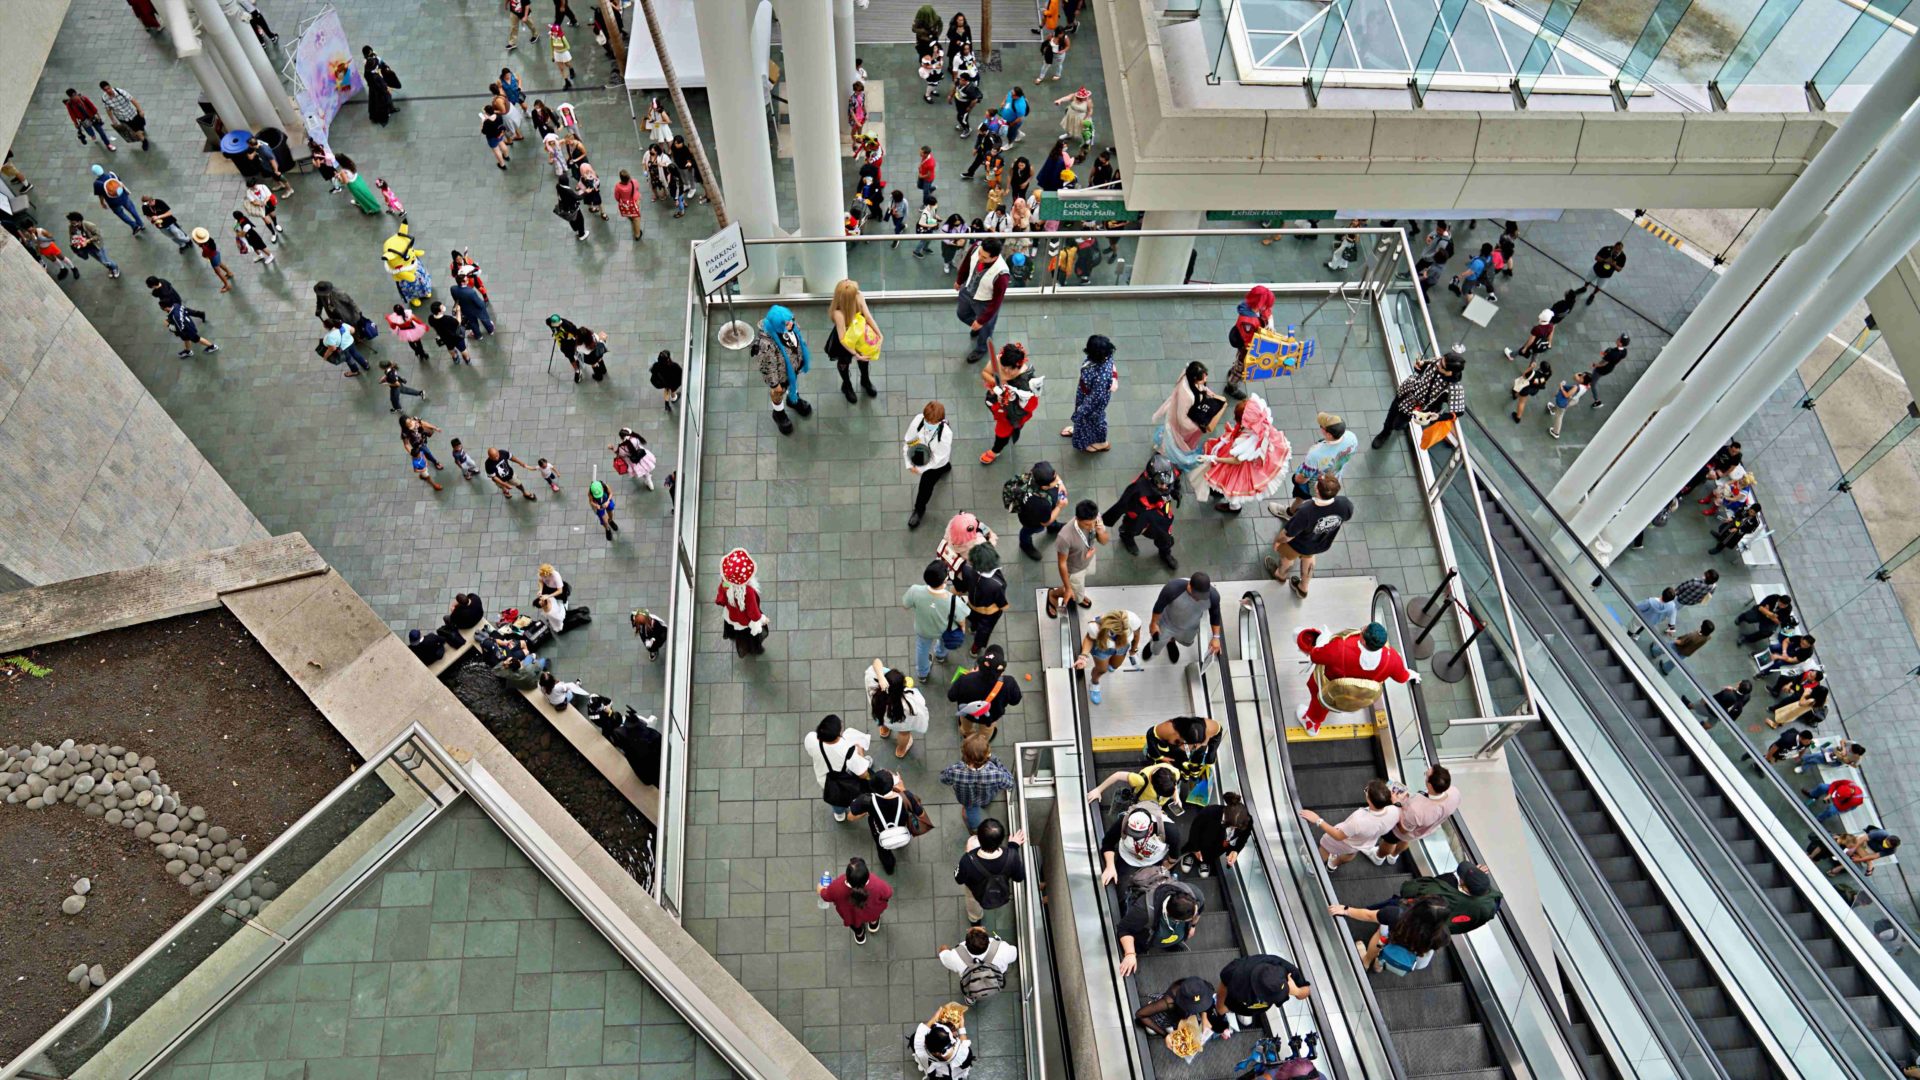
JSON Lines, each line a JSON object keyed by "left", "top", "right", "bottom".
{"left": 1368, "top": 583, "right": 1594, "bottom": 1078}
{"left": 1484, "top": 513, "right": 1898, "bottom": 1077}
{"left": 1454, "top": 408, "right": 1920, "bottom": 941}
{"left": 1210, "top": 618, "right": 1353, "bottom": 1080}
{"left": 1058, "top": 611, "right": 1151, "bottom": 1080}
{"left": 1240, "top": 591, "right": 1409, "bottom": 1080}
{"left": 1503, "top": 723, "right": 1736, "bottom": 1080}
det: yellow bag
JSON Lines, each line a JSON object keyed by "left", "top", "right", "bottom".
{"left": 843, "top": 312, "right": 881, "bottom": 360}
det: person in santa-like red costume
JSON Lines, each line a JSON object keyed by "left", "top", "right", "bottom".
{"left": 716, "top": 548, "right": 769, "bottom": 656}
{"left": 1295, "top": 622, "right": 1416, "bottom": 736}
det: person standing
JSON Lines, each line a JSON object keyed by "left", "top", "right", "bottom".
{"left": 848, "top": 769, "right": 928, "bottom": 874}
{"left": 1045, "top": 500, "right": 1106, "bottom": 618}
{"left": 716, "top": 547, "right": 770, "bottom": 656}
{"left": 64, "top": 213, "right": 120, "bottom": 279}
{"left": 941, "top": 734, "right": 1015, "bottom": 832}
{"left": 1224, "top": 285, "right": 1275, "bottom": 398}
{"left": 94, "top": 168, "right": 142, "bottom": 235}
{"left": 1179, "top": 792, "right": 1253, "bottom": 877}
{"left": 552, "top": 176, "right": 589, "bottom": 241}
{"left": 64, "top": 89, "right": 116, "bottom": 150}
{"left": 1373, "top": 764, "right": 1461, "bottom": 862}
{"left": 377, "top": 359, "right": 427, "bottom": 412}
{"left": 451, "top": 280, "right": 495, "bottom": 339}
{"left": 1372, "top": 351, "right": 1467, "bottom": 449}
{"left": 1585, "top": 333, "right": 1630, "bottom": 409}
{"left": 587, "top": 480, "right": 618, "bottom": 541}
{"left": 955, "top": 818, "right": 1027, "bottom": 927}
{"left": 400, "top": 416, "right": 443, "bottom": 474}
{"left": 1302, "top": 778, "right": 1400, "bottom": 870}
{"left": 1511, "top": 355, "right": 1552, "bottom": 423}
{"left": 1275, "top": 412, "right": 1357, "bottom": 516}
{"left": 952, "top": 71, "right": 983, "bottom": 133}
{"left": 751, "top": 305, "right": 815, "bottom": 435}
{"left": 1543, "top": 371, "right": 1589, "bottom": 440}
{"left": 917, "top": 145, "right": 938, "bottom": 203}
{"left": 1264, "top": 475, "right": 1353, "bottom": 599}
{"left": 1651, "top": 620, "right": 1714, "bottom": 675}
{"left": 867, "top": 658, "right": 930, "bottom": 758}
{"left": 1152, "top": 362, "right": 1225, "bottom": 476}
{"left": 1000, "top": 87, "right": 1030, "bottom": 146}
{"left": 1063, "top": 334, "right": 1117, "bottom": 451}
{"left": 904, "top": 401, "right": 955, "bottom": 529}
{"left": 1074, "top": 608, "right": 1143, "bottom": 705}
{"left": 97, "top": 82, "right": 150, "bottom": 150}
{"left": 242, "top": 184, "right": 284, "bottom": 241}
{"left": 24, "top": 225, "right": 80, "bottom": 280}
{"left": 614, "top": 168, "right": 643, "bottom": 240}
{"left": 903, "top": 561, "right": 963, "bottom": 681}
{"left": 955, "top": 238, "right": 1011, "bottom": 364}
{"left": 484, "top": 447, "right": 538, "bottom": 501}
{"left": 803, "top": 713, "right": 872, "bottom": 821}
{"left": 481, "top": 107, "right": 512, "bottom": 169}
{"left": 1583, "top": 241, "right": 1627, "bottom": 305}
{"left": 948, "top": 644, "right": 1024, "bottom": 740}
{"left": 1295, "top": 623, "right": 1415, "bottom": 736}
{"left": 826, "top": 279, "right": 883, "bottom": 402}
{"left": 189, "top": 228, "right": 236, "bottom": 292}
{"left": 1104, "top": 456, "right": 1179, "bottom": 570}
{"left": 388, "top": 304, "right": 430, "bottom": 361}
{"left": 1014, "top": 461, "right": 1069, "bottom": 560}
{"left": 818, "top": 856, "right": 892, "bottom": 946}
{"left": 337, "top": 155, "right": 383, "bottom": 215}
{"left": 1036, "top": 29, "right": 1070, "bottom": 84}
{"left": 549, "top": 22, "right": 575, "bottom": 90}
{"left": 1054, "top": 87, "right": 1094, "bottom": 146}
{"left": 427, "top": 301, "right": 472, "bottom": 364}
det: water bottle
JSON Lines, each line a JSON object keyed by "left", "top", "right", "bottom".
{"left": 818, "top": 869, "right": 835, "bottom": 909}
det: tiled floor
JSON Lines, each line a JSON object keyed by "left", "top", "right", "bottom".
{"left": 152, "top": 800, "right": 737, "bottom": 1080}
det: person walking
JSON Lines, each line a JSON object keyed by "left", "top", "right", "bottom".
{"left": 818, "top": 857, "right": 892, "bottom": 946}
{"left": 1510, "top": 355, "right": 1552, "bottom": 423}
{"left": 1142, "top": 573, "right": 1223, "bottom": 665}
{"left": 64, "top": 89, "right": 116, "bottom": 150}
{"left": 1195, "top": 395, "right": 1292, "bottom": 513}
{"left": 948, "top": 644, "right": 1023, "bottom": 740}
{"left": 1502, "top": 308, "right": 1556, "bottom": 364}
{"left": 1224, "top": 285, "right": 1275, "bottom": 399}
{"left": 912, "top": 1004, "right": 975, "bottom": 1078}
{"left": 552, "top": 176, "right": 589, "bottom": 240}
{"left": 917, "top": 144, "right": 938, "bottom": 203}
{"left": 715, "top": 548, "right": 770, "bottom": 656}
{"left": 849, "top": 769, "right": 929, "bottom": 874}
{"left": 1628, "top": 587, "right": 1680, "bottom": 638}
{"left": 230, "top": 211, "right": 273, "bottom": 267}
{"left": 63, "top": 213, "right": 120, "bottom": 278}
{"left": 337, "top": 155, "right": 383, "bottom": 215}
{"left": 614, "top": 168, "right": 643, "bottom": 240}
{"left": 999, "top": 87, "right": 1030, "bottom": 146}
{"left": 1074, "top": 608, "right": 1143, "bottom": 705}
{"left": 804, "top": 713, "right": 873, "bottom": 822}
{"left": 450, "top": 280, "right": 495, "bottom": 339}
{"left": 649, "top": 348, "right": 682, "bottom": 411}
{"left": 955, "top": 238, "right": 1011, "bottom": 364}
{"left": 427, "top": 302, "right": 472, "bottom": 364}
{"left": 320, "top": 319, "right": 369, "bottom": 376}
{"left": 363, "top": 46, "right": 400, "bottom": 125}
{"left": 955, "top": 818, "right": 1027, "bottom": 927}
{"left": 165, "top": 301, "right": 218, "bottom": 358}
{"left": 146, "top": 275, "right": 179, "bottom": 309}
{"left": 400, "top": 415, "right": 443, "bottom": 474}
{"left": 608, "top": 427, "right": 658, "bottom": 490}
{"left": 903, "top": 562, "right": 963, "bottom": 681}
{"left": 867, "top": 657, "right": 930, "bottom": 758}
{"left": 941, "top": 734, "right": 1015, "bottom": 832}
{"left": 960, "top": 122, "right": 1002, "bottom": 184}
{"left": 1264, "top": 475, "right": 1352, "bottom": 599}
{"left": 1012, "top": 461, "right": 1069, "bottom": 560}
{"left": 1104, "top": 456, "right": 1179, "bottom": 569}
{"left": 1062, "top": 334, "right": 1117, "bottom": 451}
{"left": 549, "top": 22, "right": 576, "bottom": 90}
{"left": 189, "top": 228, "right": 236, "bottom": 292}
{"left": 1586, "top": 334, "right": 1630, "bottom": 409}
{"left": 1045, "top": 499, "right": 1106, "bottom": 618}
{"left": 826, "top": 278, "right": 882, "bottom": 402}
{"left": 484, "top": 447, "right": 538, "bottom": 501}
{"left": 98, "top": 81, "right": 150, "bottom": 150}
{"left": 587, "top": 479, "right": 619, "bottom": 541}
{"left": 752, "top": 305, "right": 815, "bottom": 435}
{"left": 95, "top": 168, "right": 143, "bottom": 235}
{"left": 1036, "top": 29, "right": 1070, "bottom": 84}
{"left": 1372, "top": 352, "right": 1467, "bottom": 449}
{"left": 1295, "top": 623, "right": 1415, "bottom": 736}
{"left": 377, "top": 359, "right": 427, "bottom": 412}
{"left": 952, "top": 71, "right": 983, "bottom": 133}
{"left": 1583, "top": 241, "right": 1627, "bottom": 305}
{"left": 1054, "top": 86, "right": 1094, "bottom": 146}
{"left": 25, "top": 225, "right": 80, "bottom": 279}
{"left": 1302, "top": 777, "right": 1400, "bottom": 870}
{"left": 1543, "top": 371, "right": 1589, "bottom": 440}
{"left": 939, "top": 927, "right": 1019, "bottom": 1003}
{"left": 905, "top": 401, "right": 955, "bottom": 529}
{"left": 505, "top": 0, "right": 536, "bottom": 48}
{"left": 1651, "top": 620, "right": 1714, "bottom": 675}
{"left": 1150, "top": 361, "right": 1225, "bottom": 477}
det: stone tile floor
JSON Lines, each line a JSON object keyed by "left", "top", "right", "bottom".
{"left": 151, "top": 799, "right": 737, "bottom": 1080}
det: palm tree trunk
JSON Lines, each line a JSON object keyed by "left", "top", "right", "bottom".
{"left": 981, "top": 0, "right": 993, "bottom": 65}
{"left": 635, "top": 0, "right": 728, "bottom": 226}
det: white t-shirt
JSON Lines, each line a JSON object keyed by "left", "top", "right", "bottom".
{"left": 1320, "top": 804, "right": 1400, "bottom": 856}
{"left": 938, "top": 936, "right": 1018, "bottom": 974}
{"left": 903, "top": 416, "right": 953, "bottom": 471}
{"left": 535, "top": 597, "right": 566, "bottom": 634}
{"left": 802, "top": 731, "right": 872, "bottom": 787}
{"left": 1084, "top": 611, "right": 1142, "bottom": 651}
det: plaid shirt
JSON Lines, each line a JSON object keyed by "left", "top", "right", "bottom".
{"left": 1672, "top": 577, "right": 1716, "bottom": 606}
{"left": 940, "top": 759, "right": 1015, "bottom": 808}
{"left": 102, "top": 89, "right": 138, "bottom": 123}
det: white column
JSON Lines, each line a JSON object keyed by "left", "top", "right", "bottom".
{"left": 776, "top": 0, "right": 848, "bottom": 289}
{"left": 1549, "top": 29, "right": 1920, "bottom": 523}
{"left": 694, "top": 0, "right": 781, "bottom": 294}
{"left": 833, "top": 0, "right": 856, "bottom": 135}
{"left": 190, "top": 0, "right": 277, "bottom": 129}
{"left": 1132, "top": 211, "right": 1201, "bottom": 285}
{"left": 1596, "top": 178, "right": 1920, "bottom": 556}
{"left": 161, "top": 0, "right": 247, "bottom": 130}
{"left": 222, "top": 0, "right": 301, "bottom": 129}
{"left": 1561, "top": 94, "right": 1920, "bottom": 546}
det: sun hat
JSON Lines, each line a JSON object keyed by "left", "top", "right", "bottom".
{"left": 190, "top": 227, "right": 210, "bottom": 243}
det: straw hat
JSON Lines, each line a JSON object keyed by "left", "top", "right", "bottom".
{"left": 190, "top": 227, "right": 210, "bottom": 243}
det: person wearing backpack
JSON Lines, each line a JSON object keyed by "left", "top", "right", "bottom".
{"left": 939, "top": 926, "right": 1019, "bottom": 1003}
{"left": 1113, "top": 872, "right": 1204, "bottom": 975}
{"left": 956, "top": 817, "right": 1027, "bottom": 926}
{"left": 948, "top": 644, "right": 1023, "bottom": 740}
{"left": 1012, "top": 460, "right": 1068, "bottom": 559}
{"left": 803, "top": 713, "right": 873, "bottom": 823}
{"left": 849, "top": 769, "right": 931, "bottom": 873}
{"left": 819, "top": 856, "right": 892, "bottom": 945}
{"left": 867, "top": 658, "right": 931, "bottom": 758}
{"left": 1448, "top": 243, "right": 1497, "bottom": 305}
{"left": 1209, "top": 955, "right": 1311, "bottom": 1036}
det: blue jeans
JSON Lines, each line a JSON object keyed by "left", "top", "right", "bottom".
{"left": 76, "top": 246, "right": 119, "bottom": 274}
{"left": 913, "top": 633, "right": 947, "bottom": 679}
{"left": 914, "top": 235, "right": 934, "bottom": 256}
{"left": 918, "top": 178, "right": 936, "bottom": 202}
{"left": 77, "top": 118, "right": 112, "bottom": 145}
{"left": 106, "top": 195, "right": 142, "bottom": 232}
{"left": 962, "top": 802, "right": 987, "bottom": 832}
{"left": 460, "top": 305, "right": 494, "bottom": 336}
{"left": 337, "top": 345, "right": 369, "bottom": 373}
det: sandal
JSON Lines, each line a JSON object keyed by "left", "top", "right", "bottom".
{"left": 894, "top": 735, "right": 913, "bottom": 758}
{"left": 1060, "top": 425, "right": 1073, "bottom": 438}
{"left": 1290, "top": 576, "right": 1309, "bottom": 600}
{"left": 1045, "top": 594, "right": 1061, "bottom": 619}
{"left": 1078, "top": 597, "right": 1093, "bottom": 608}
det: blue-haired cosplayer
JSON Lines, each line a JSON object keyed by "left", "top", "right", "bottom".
{"left": 751, "top": 304, "right": 815, "bottom": 435}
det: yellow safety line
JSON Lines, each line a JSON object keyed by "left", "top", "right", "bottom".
{"left": 1285, "top": 721, "right": 1378, "bottom": 742}
{"left": 1637, "top": 219, "right": 1682, "bottom": 248}
{"left": 1092, "top": 736, "right": 1146, "bottom": 753}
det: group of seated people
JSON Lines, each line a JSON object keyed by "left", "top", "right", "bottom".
{"left": 1760, "top": 726, "right": 1900, "bottom": 879}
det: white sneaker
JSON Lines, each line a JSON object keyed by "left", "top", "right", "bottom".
{"left": 1324, "top": 852, "right": 1339, "bottom": 871}
{"left": 832, "top": 810, "right": 847, "bottom": 822}
{"left": 1363, "top": 848, "right": 1387, "bottom": 866}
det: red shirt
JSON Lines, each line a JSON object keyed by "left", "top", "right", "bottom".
{"left": 1826, "top": 780, "right": 1865, "bottom": 813}
{"left": 1298, "top": 628, "right": 1412, "bottom": 684}
{"left": 613, "top": 178, "right": 641, "bottom": 218}
{"left": 65, "top": 95, "right": 100, "bottom": 124}
{"left": 919, "top": 155, "right": 936, "bottom": 182}
{"left": 821, "top": 874, "right": 893, "bottom": 928}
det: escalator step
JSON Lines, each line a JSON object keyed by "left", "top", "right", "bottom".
{"left": 1333, "top": 875, "right": 1412, "bottom": 911}
{"left": 1135, "top": 947, "right": 1242, "bottom": 998}
{"left": 1583, "top": 833, "right": 1630, "bottom": 860}
{"left": 1824, "top": 966, "right": 1868, "bottom": 997}
{"left": 1695, "top": 1015, "right": 1761, "bottom": 1052}
{"left": 1678, "top": 986, "right": 1734, "bottom": 1019}
{"left": 1628, "top": 906, "right": 1679, "bottom": 937}
{"left": 1874, "top": 1026, "right": 1914, "bottom": 1059}
{"left": 1609, "top": 880, "right": 1661, "bottom": 909}
{"left": 1567, "top": 812, "right": 1614, "bottom": 839}
{"left": 1710, "top": 816, "right": 1748, "bottom": 843}
{"left": 1186, "top": 873, "right": 1224, "bottom": 909}
{"left": 1416, "top": 1071, "right": 1506, "bottom": 1080}
{"left": 1384, "top": 948, "right": 1462, "bottom": 990}
{"left": 1710, "top": 1047, "right": 1780, "bottom": 1079}
{"left": 1375, "top": 984, "right": 1475, "bottom": 1029}
{"left": 1782, "top": 912, "right": 1822, "bottom": 940}
{"left": 1389, "top": 1023, "right": 1497, "bottom": 1073}
{"left": 1661, "top": 959, "right": 1714, "bottom": 990}
{"left": 1803, "top": 937, "right": 1843, "bottom": 966}
{"left": 1641, "top": 930, "right": 1694, "bottom": 961}
{"left": 1845, "top": 995, "right": 1895, "bottom": 1030}
{"left": 1594, "top": 856, "right": 1643, "bottom": 883}
{"left": 1584, "top": 1052, "right": 1621, "bottom": 1080}
{"left": 1557, "top": 790, "right": 1600, "bottom": 815}
{"left": 1294, "top": 763, "right": 1387, "bottom": 809}
{"left": 1730, "top": 840, "right": 1767, "bottom": 867}
{"left": 1289, "top": 740, "right": 1379, "bottom": 767}
{"left": 1679, "top": 774, "right": 1714, "bottom": 798}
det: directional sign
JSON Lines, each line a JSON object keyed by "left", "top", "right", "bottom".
{"left": 1038, "top": 191, "right": 1142, "bottom": 223}
{"left": 694, "top": 222, "right": 748, "bottom": 295}
{"left": 1205, "top": 209, "right": 1336, "bottom": 221}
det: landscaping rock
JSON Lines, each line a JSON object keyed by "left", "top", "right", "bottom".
{"left": 72, "top": 878, "right": 90, "bottom": 896}
{"left": 60, "top": 895, "right": 85, "bottom": 916}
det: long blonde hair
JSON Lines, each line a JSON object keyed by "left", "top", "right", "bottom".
{"left": 830, "top": 279, "right": 863, "bottom": 328}
{"left": 1095, "top": 610, "right": 1132, "bottom": 649}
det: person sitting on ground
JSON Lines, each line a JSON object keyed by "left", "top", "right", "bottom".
{"left": 493, "top": 655, "right": 540, "bottom": 691}
{"left": 1133, "top": 975, "right": 1217, "bottom": 1037}
{"left": 1762, "top": 726, "right": 1815, "bottom": 765}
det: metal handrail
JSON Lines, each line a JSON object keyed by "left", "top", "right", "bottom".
{"left": 1366, "top": 584, "right": 1589, "bottom": 1077}
{"left": 1454, "top": 407, "right": 1920, "bottom": 956}
{"left": 1210, "top": 621, "right": 1352, "bottom": 1079}
{"left": 1503, "top": 724, "right": 1735, "bottom": 1080}
{"left": 1008, "top": 742, "right": 1054, "bottom": 1080}
{"left": 1485, "top": 514, "right": 1897, "bottom": 1076}
{"left": 1239, "top": 591, "right": 1409, "bottom": 1080}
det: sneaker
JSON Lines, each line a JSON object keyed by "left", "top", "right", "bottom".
{"left": 833, "top": 809, "right": 848, "bottom": 822}
{"left": 176, "top": 348, "right": 192, "bottom": 358}
{"left": 1088, "top": 684, "right": 1102, "bottom": 705}
{"left": 853, "top": 927, "right": 868, "bottom": 945}
{"left": 1503, "top": 347, "right": 1514, "bottom": 360}
{"left": 907, "top": 510, "right": 924, "bottom": 529}
{"left": 1262, "top": 501, "right": 1289, "bottom": 518}
{"left": 204, "top": 344, "right": 219, "bottom": 353}
{"left": 1166, "top": 641, "right": 1181, "bottom": 663}
{"left": 864, "top": 920, "right": 880, "bottom": 933}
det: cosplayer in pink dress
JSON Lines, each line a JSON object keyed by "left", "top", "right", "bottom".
{"left": 1194, "top": 395, "right": 1291, "bottom": 511}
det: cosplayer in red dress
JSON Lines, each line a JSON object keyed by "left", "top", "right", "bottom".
{"left": 1295, "top": 622, "right": 1415, "bottom": 735}
{"left": 716, "top": 548, "right": 769, "bottom": 656}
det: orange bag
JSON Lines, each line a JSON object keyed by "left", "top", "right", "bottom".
{"left": 1419, "top": 418, "right": 1455, "bottom": 450}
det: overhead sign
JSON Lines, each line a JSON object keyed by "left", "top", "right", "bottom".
{"left": 694, "top": 223, "right": 748, "bottom": 295}
{"left": 1206, "top": 209, "right": 1336, "bottom": 221}
{"left": 1038, "top": 192, "right": 1142, "bottom": 223}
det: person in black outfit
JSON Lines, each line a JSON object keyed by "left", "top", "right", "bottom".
{"left": 1134, "top": 975, "right": 1217, "bottom": 1037}
{"left": 146, "top": 275, "right": 181, "bottom": 310}
{"left": 1178, "top": 792, "right": 1253, "bottom": 877}
{"left": 1710, "top": 505, "right": 1762, "bottom": 555}
{"left": 1762, "top": 725, "right": 1814, "bottom": 764}
{"left": 1684, "top": 440, "right": 1743, "bottom": 496}
{"left": 446, "top": 592, "right": 485, "bottom": 631}
{"left": 1373, "top": 351, "right": 1466, "bottom": 450}
{"left": 960, "top": 120, "right": 1003, "bottom": 182}
{"left": 1103, "top": 455, "right": 1179, "bottom": 571}
{"left": 954, "top": 816, "right": 1025, "bottom": 926}
{"left": 948, "top": 644, "right": 1022, "bottom": 739}
{"left": 1586, "top": 334, "right": 1629, "bottom": 408}
{"left": 630, "top": 609, "right": 668, "bottom": 661}
{"left": 1685, "top": 678, "right": 1752, "bottom": 729}
{"left": 554, "top": 178, "right": 588, "bottom": 241}
{"left": 961, "top": 559, "right": 1008, "bottom": 659}
{"left": 1211, "top": 955, "right": 1310, "bottom": 1034}
{"left": 953, "top": 72, "right": 982, "bottom": 132}
{"left": 1113, "top": 878, "right": 1203, "bottom": 976}
{"left": 1738, "top": 593, "right": 1793, "bottom": 645}
{"left": 848, "top": 769, "right": 928, "bottom": 874}
{"left": 407, "top": 628, "right": 446, "bottom": 664}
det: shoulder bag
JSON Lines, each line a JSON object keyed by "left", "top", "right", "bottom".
{"left": 940, "top": 595, "right": 967, "bottom": 651}
{"left": 818, "top": 741, "right": 863, "bottom": 806}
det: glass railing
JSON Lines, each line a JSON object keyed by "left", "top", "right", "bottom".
{"left": 8, "top": 729, "right": 454, "bottom": 1078}
{"left": 1455, "top": 407, "right": 1920, "bottom": 995}
{"left": 1009, "top": 741, "right": 1059, "bottom": 1080}
{"left": 1363, "top": 586, "right": 1594, "bottom": 1080}
{"left": 1236, "top": 592, "right": 1404, "bottom": 1080}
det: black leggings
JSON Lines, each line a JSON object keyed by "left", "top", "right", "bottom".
{"left": 913, "top": 463, "right": 951, "bottom": 515}
{"left": 838, "top": 358, "right": 874, "bottom": 391}
{"left": 991, "top": 427, "right": 1026, "bottom": 454}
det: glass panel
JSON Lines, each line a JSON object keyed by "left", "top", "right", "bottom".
{"left": 1618, "top": 0, "right": 1696, "bottom": 96}
{"left": 1810, "top": 0, "right": 1915, "bottom": 103}
{"left": 1307, "top": 0, "right": 1357, "bottom": 96}
{"left": 1513, "top": 0, "right": 1584, "bottom": 102}
{"left": 1713, "top": 0, "right": 1804, "bottom": 99}
{"left": 1412, "top": 0, "right": 1475, "bottom": 96}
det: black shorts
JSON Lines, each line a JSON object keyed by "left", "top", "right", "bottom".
{"left": 1383, "top": 828, "right": 1411, "bottom": 844}
{"left": 1517, "top": 383, "right": 1547, "bottom": 398}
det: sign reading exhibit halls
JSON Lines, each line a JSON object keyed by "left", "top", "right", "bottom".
{"left": 695, "top": 223, "right": 748, "bottom": 295}
{"left": 1037, "top": 192, "right": 1143, "bottom": 223}
{"left": 1204, "top": 209, "right": 1336, "bottom": 222}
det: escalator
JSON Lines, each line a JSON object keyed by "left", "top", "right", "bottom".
{"left": 1237, "top": 587, "right": 1589, "bottom": 1080}
{"left": 1058, "top": 600, "right": 1347, "bottom": 1080}
{"left": 1453, "top": 420, "right": 1920, "bottom": 1072}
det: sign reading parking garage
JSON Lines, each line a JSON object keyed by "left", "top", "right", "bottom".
{"left": 695, "top": 223, "right": 748, "bottom": 295}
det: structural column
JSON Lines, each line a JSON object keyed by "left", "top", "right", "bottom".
{"left": 190, "top": 0, "right": 277, "bottom": 129}
{"left": 1596, "top": 177, "right": 1920, "bottom": 556}
{"left": 222, "top": 0, "right": 302, "bottom": 129}
{"left": 833, "top": 0, "right": 856, "bottom": 134}
{"left": 1559, "top": 87, "right": 1920, "bottom": 549}
{"left": 161, "top": 0, "right": 247, "bottom": 130}
{"left": 1549, "top": 29, "right": 1920, "bottom": 532}
{"left": 1131, "top": 211, "right": 1202, "bottom": 285}
{"left": 776, "top": 0, "right": 848, "bottom": 289}
{"left": 693, "top": 0, "right": 781, "bottom": 294}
